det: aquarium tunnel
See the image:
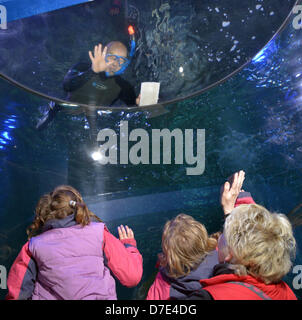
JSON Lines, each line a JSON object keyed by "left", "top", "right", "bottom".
{"left": 0, "top": 0, "right": 302, "bottom": 300}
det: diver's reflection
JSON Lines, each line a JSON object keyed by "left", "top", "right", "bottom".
{"left": 35, "top": 36, "right": 140, "bottom": 195}
{"left": 36, "top": 39, "right": 140, "bottom": 142}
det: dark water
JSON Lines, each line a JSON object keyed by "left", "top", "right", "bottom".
{"left": 0, "top": 0, "right": 302, "bottom": 300}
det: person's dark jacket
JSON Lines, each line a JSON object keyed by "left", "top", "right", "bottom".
{"left": 147, "top": 250, "right": 219, "bottom": 300}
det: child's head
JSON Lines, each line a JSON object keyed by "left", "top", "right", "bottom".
{"left": 159, "top": 214, "right": 217, "bottom": 278}
{"left": 27, "top": 185, "right": 102, "bottom": 238}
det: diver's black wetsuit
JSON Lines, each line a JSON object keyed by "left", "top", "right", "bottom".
{"left": 37, "top": 62, "right": 136, "bottom": 140}
{"left": 63, "top": 62, "right": 136, "bottom": 106}
{"left": 63, "top": 62, "right": 136, "bottom": 141}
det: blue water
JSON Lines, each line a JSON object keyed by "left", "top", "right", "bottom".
{"left": 0, "top": 0, "right": 302, "bottom": 300}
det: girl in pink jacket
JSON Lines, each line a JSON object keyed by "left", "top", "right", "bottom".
{"left": 6, "top": 185, "right": 143, "bottom": 300}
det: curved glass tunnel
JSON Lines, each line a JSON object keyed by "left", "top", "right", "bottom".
{"left": 0, "top": 0, "right": 297, "bottom": 107}
{"left": 0, "top": 0, "right": 302, "bottom": 300}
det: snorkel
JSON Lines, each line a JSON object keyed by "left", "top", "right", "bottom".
{"left": 105, "top": 25, "right": 136, "bottom": 77}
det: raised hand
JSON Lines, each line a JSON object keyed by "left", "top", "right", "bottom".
{"left": 118, "top": 225, "right": 135, "bottom": 240}
{"left": 220, "top": 170, "right": 245, "bottom": 216}
{"left": 89, "top": 44, "right": 108, "bottom": 74}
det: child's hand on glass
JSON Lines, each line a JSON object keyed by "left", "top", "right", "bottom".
{"left": 118, "top": 225, "right": 134, "bottom": 240}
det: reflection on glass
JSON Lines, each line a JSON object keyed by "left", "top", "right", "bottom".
{"left": 0, "top": 0, "right": 302, "bottom": 301}
{"left": 0, "top": 0, "right": 297, "bottom": 108}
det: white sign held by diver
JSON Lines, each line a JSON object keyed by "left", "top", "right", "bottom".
{"left": 0, "top": 5, "right": 7, "bottom": 30}
{"left": 139, "top": 82, "right": 160, "bottom": 107}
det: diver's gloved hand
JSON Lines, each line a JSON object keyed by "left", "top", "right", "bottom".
{"left": 89, "top": 44, "right": 108, "bottom": 74}
{"left": 36, "top": 101, "right": 62, "bottom": 131}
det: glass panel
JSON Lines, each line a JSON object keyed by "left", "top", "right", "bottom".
{"left": 0, "top": 0, "right": 302, "bottom": 300}
{"left": 0, "top": 0, "right": 297, "bottom": 109}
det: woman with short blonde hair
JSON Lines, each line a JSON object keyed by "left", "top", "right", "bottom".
{"left": 224, "top": 204, "right": 296, "bottom": 284}
{"left": 185, "top": 171, "right": 297, "bottom": 300}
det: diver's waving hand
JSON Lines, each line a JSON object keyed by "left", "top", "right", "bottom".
{"left": 89, "top": 44, "right": 108, "bottom": 74}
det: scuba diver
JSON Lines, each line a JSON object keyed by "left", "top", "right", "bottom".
{"left": 36, "top": 28, "right": 139, "bottom": 142}
{"left": 36, "top": 0, "right": 143, "bottom": 138}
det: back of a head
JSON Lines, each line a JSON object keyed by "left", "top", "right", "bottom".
{"left": 160, "top": 214, "right": 217, "bottom": 278}
{"left": 27, "top": 185, "right": 102, "bottom": 238}
{"left": 224, "top": 204, "right": 296, "bottom": 284}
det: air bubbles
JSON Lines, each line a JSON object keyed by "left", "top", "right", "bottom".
{"left": 230, "top": 45, "right": 237, "bottom": 52}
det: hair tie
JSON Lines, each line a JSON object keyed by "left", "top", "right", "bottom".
{"left": 69, "top": 200, "right": 77, "bottom": 208}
